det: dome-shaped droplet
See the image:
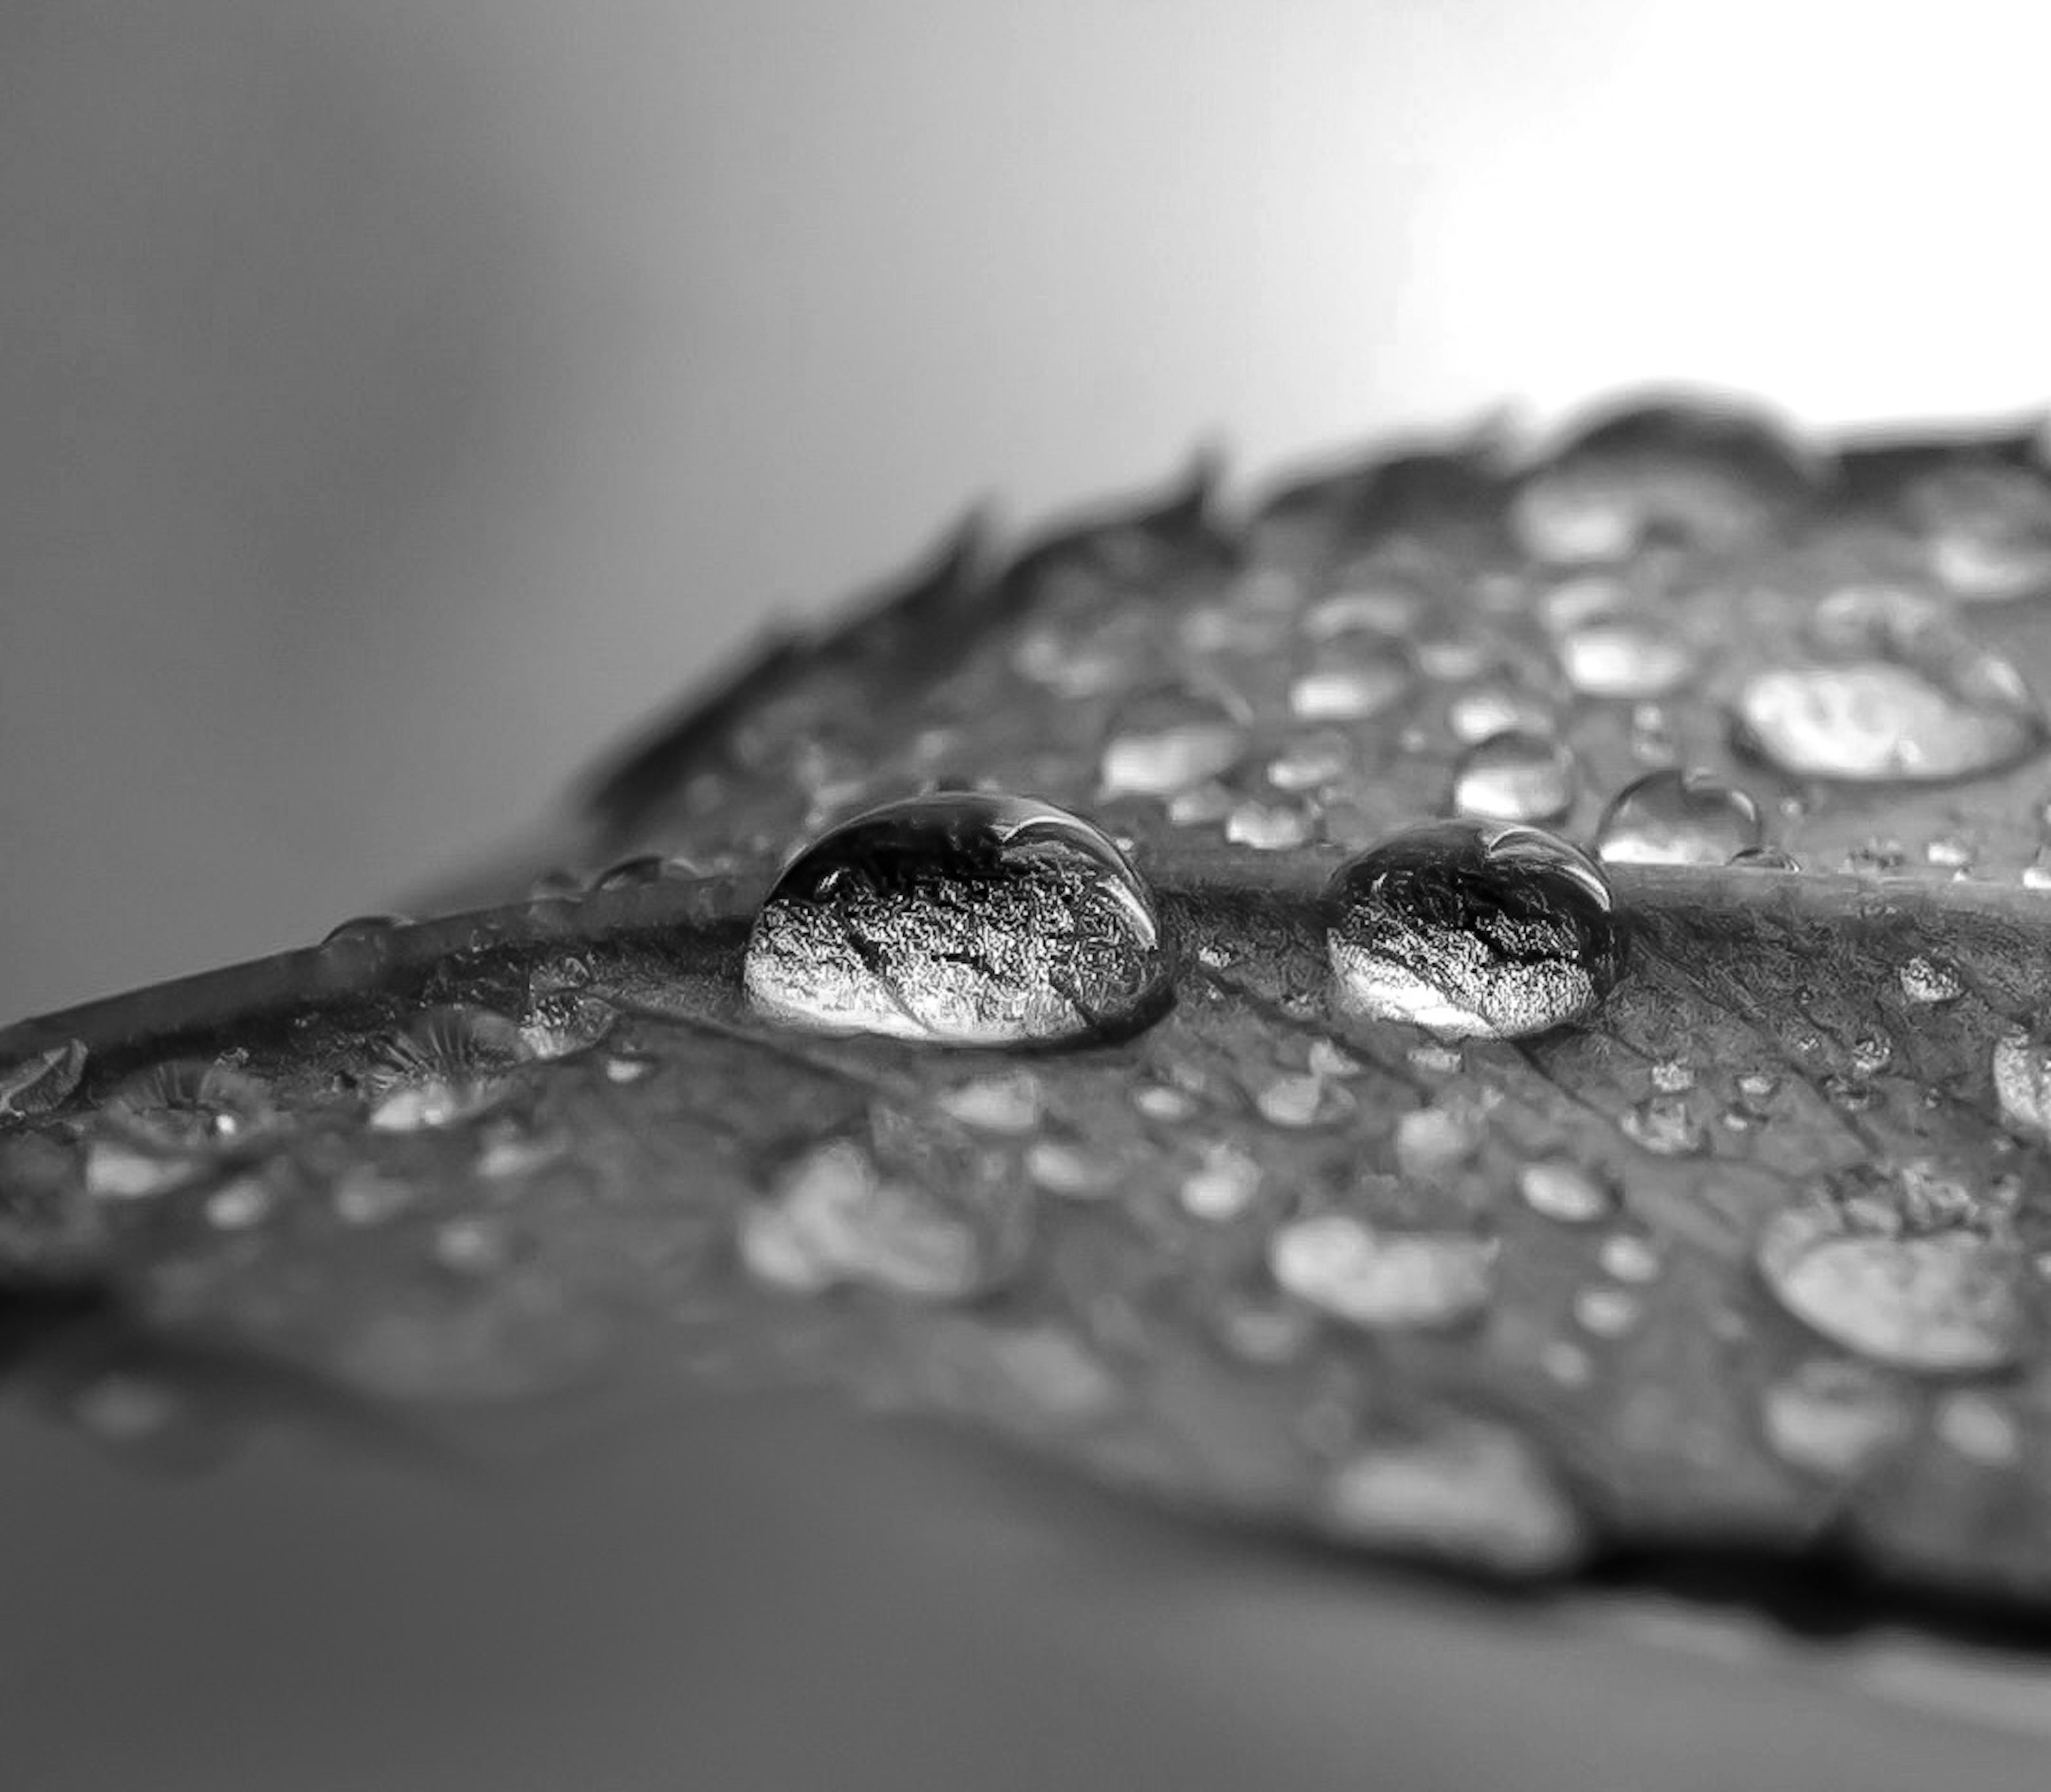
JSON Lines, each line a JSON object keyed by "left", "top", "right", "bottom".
{"left": 1594, "top": 768, "right": 1764, "bottom": 866}
{"left": 1324, "top": 821, "right": 1620, "bottom": 1039}
{"left": 1516, "top": 1159, "right": 1619, "bottom": 1225}
{"left": 743, "top": 792, "right": 1169, "bottom": 1046}
{"left": 1759, "top": 1357, "right": 1914, "bottom": 1479}
{"left": 1451, "top": 730, "right": 1578, "bottom": 824}
{"left": 363, "top": 1006, "right": 533, "bottom": 1131}
{"left": 84, "top": 1059, "right": 278, "bottom": 1199}
{"left": 0, "top": 1038, "right": 87, "bottom": 1122}
{"left": 1755, "top": 1202, "right": 2026, "bottom": 1374}
{"left": 101, "top": 1060, "right": 274, "bottom": 1152}
{"left": 1733, "top": 589, "right": 2046, "bottom": 782}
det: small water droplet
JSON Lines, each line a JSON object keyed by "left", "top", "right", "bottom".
{"left": 103, "top": 1059, "right": 273, "bottom": 1153}
{"left": 1992, "top": 1031, "right": 2051, "bottom": 1137}
{"left": 1756, "top": 1204, "right": 2026, "bottom": 1373}
{"left": 203, "top": 1175, "right": 272, "bottom": 1231}
{"left": 1134, "top": 1083, "right": 1201, "bottom": 1122}
{"left": 738, "top": 1140, "right": 987, "bottom": 1301}
{"left": 1759, "top": 1358, "right": 1913, "bottom": 1478}
{"left": 1288, "top": 642, "right": 1412, "bottom": 721}
{"left": 1099, "top": 695, "right": 1248, "bottom": 796}
{"left": 1178, "top": 1142, "right": 1263, "bottom": 1220}
{"left": 934, "top": 1072, "right": 1045, "bottom": 1134}
{"left": 1026, "top": 1140, "right": 1118, "bottom": 1199}
{"left": 0, "top": 1039, "right": 87, "bottom": 1121}
{"left": 1541, "top": 1339, "right": 1595, "bottom": 1386}
{"left": 1899, "top": 956, "right": 1964, "bottom": 1004}
{"left": 1446, "top": 682, "right": 1554, "bottom": 746}
{"left": 1256, "top": 1074, "right": 1355, "bottom": 1128}
{"left": 1593, "top": 768, "right": 1763, "bottom": 867}
{"left": 1599, "top": 1232, "right": 1664, "bottom": 1283}
{"left": 1320, "top": 1419, "right": 1585, "bottom": 1574}
{"left": 1933, "top": 1388, "right": 2021, "bottom": 1465}
{"left": 1451, "top": 730, "right": 1578, "bottom": 825}
{"left": 1650, "top": 1058, "right": 1696, "bottom": 1094}
{"left": 1324, "top": 822, "right": 1619, "bottom": 1040}
{"left": 321, "top": 913, "right": 412, "bottom": 945}
{"left": 744, "top": 792, "right": 1169, "bottom": 1047}
{"left": 1557, "top": 618, "right": 1696, "bottom": 698}
{"left": 364, "top": 1007, "right": 531, "bottom": 1131}
{"left": 1266, "top": 733, "right": 1353, "bottom": 793}
{"left": 1573, "top": 1285, "right": 1643, "bottom": 1335}
{"left": 1394, "top": 1106, "right": 1483, "bottom": 1181}
{"left": 1731, "top": 846, "right": 1802, "bottom": 871}
{"left": 1734, "top": 590, "right": 2046, "bottom": 782}
{"left": 519, "top": 993, "right": 617, "bottom": 1060}
{"left": 1269, "top": 1212, "right": 1497, "bottom": 1329}
{"left": 333, "top": 1167, "right": 414, "bottom": 1226}
{"left": 602, "top": 1052, "right": 657, "bottom": 1084}
{"left": 1225, "top": 800, "right": 1313, "bottom": 850}
{"left": 1621, "top": 1093, "right": 1708, "bottom": 1157}
{"left": 433, "top": 1215, "right": 515, "bottom": 1277}
{"left": 1516, "top": 1159, "right": 1619, "bottom": 1225}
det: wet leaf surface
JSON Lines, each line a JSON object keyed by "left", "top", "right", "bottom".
{"left": 12, "top": 391, "right": 2051, "bottom": 1618}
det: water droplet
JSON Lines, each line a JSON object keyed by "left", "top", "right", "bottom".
{"left": 1266, "top": 733, "right": 1353, "bottom": 792}
{"left": 1594, "top": 768, "right": 1763, "bottom": 867}
{"left": 1324, "top": 822, "right": 1620, "bottom": 1039}
{"left": 744, "top": 793, "right": 1169, "bottom": 1047}
{"left": 738, "top": 1140, "right": 988, "bottom": 1301}
{"left": 1541, "top": 1339, "right": 1595, "bottom": 1386}
{"left": 1516, "top": 1159, "right": 1619, "bottom": 1225}
{"left": 1178, "top": 1142, "right": 1263, "bottom": 1221}
{"left": 1288, "top": 642, "right": 1413, "bottom": 721}
{"left": 364, "top": 1007, "right": 532, "bottom": 1132}
{"left": 1573, "top": 1285, "right": 1643, "bottom": 1335}
{"left": 1556, "top": 618, "right": 1697, "bottom": 699}
{"left": 433, "top": 1215, "right": 515, "bottom": 1277}
{"left": 1256, "top": 1074, "right": 1355, "bottom": 1128}
{"left": 204, "top": 1176, "right": 272, "bottom": 1231}
{"left": 1099, "top": 694, "right": 1247, "bottom": 796}
{"left": 1755, "top": 1204, "right": 2026, "bottom": 1373}
{"left": 1224, "top": 800, "right": 1313, "bottom": 850}
{"left": 1650, "top": 1058, "right": 1696, "bottom": 1093}
{"left": 321, "top": 913, "right": 411, "bottom": 945}
{"left": 1394, "top": 1106, "right": 1483, "bottom": 1181}
{"left": 1446, "top": 682, "right": 1555, "bottom": 745}
{"left": 1026, "top": 1140, "right": 1118, "bottom": 1199}
{"left": 333, "top": 1167, "right": 414, "bottom": 1226}
{"left": 1730, "top": 846, "right": 1801, "bottom": 871}
{"left": 1599, "top": 1232, "right": 1664, "bottom": 1283}
{"left": 0, "top": 1038, "right": 86, "bottom": 1121}
{"left": 1992, "top": 1031, "right": 2051, "bottom": 1137}
{"left": 1734, "top": 591, "right": 2046, "bottom": 782}
{"left": 1759, "top": 1358, "right": 1913, "bottom": 1478}
{"left": 1269, "top": 1212, "right": 1497, "bottom": 1329}
{"left": 1134, "top": 1083, "right": 1201, "bottom": 1122}
{"left": 1909, "top": 462, "right": 2051, "bottom": 602}
{"left": 519, "top": 993, "right": 617, "bottom": 1060}
{"left": 102, "top": 1059, "right": 273, "bottom": 1152}
{"left": 1899, "top": 956, "right": 1964, "bottom": 1004}
{"left": 602, "top": 1052, "right": 657, "bottom": 1084}
{"left": 1320, "top": 1418, "right": 1585, "bottom": 1574}
{"left": 1933, "top": 1389, "right": 2021, "bottom": 1465}
{"left": 933, "top": 1072, "right": 1045, "bottom": 1134}
{"left": 1621, "top": 1093, "right": 1708, "bottom": 1157}
{"left": 1451, "top": 730, "right": 1578, "bottom": 825}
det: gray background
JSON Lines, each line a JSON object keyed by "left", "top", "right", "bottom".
{"left": 6, "top": 0, "right": 2048, "bottom": 1019}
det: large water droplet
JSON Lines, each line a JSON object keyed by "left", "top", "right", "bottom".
{"left": 1755, "top": 1203, "right": 2026, "bottom": 1373}
{"left": 743, "top": 792, "right": 1169, "bottom": 1046}
{"left": 364, "top": 1007, "right": 533, "bottom": 1131}
{"left": 1734, "top": 590, "right": 2046, "bottom": 782}
{"left": 1451, "top": 730, "right": 1578, "bottom": 824}
{"left": 1320, "top": 1418, "right": 1586, "bottom": 1574}
{"left": 1594, "top": 768, "right": 1763, "bottom": 866}
{"left": 1269, "top": 1212, "right": 1497, "bottom": 1329}
{"left": 1324, "top": 821, "right": 1620, "bottom": 1039}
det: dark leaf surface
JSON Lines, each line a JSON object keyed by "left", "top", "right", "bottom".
{"left": 11, "top": 392, "right": 2051, "bottom": 1614}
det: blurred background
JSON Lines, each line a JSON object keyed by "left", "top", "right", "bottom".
{"left": 5, "top": 0, "right": 2050, "bottom": 1019}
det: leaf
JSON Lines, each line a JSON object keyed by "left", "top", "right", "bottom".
{"left": 9, "top": 391, "right": 2051, "bottom": 1607}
